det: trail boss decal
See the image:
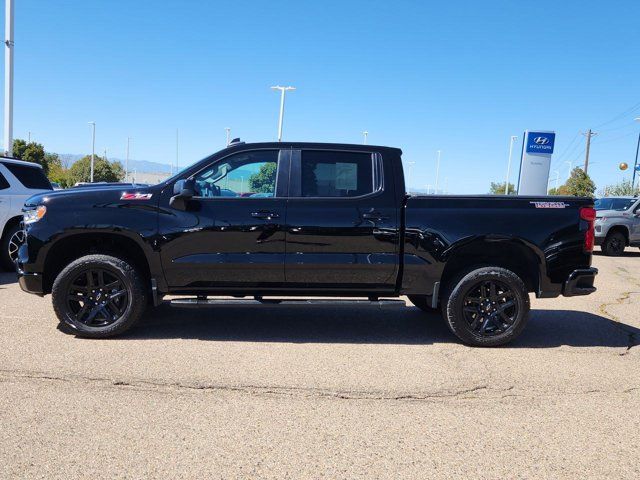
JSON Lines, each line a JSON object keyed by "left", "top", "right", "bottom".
{"left": 529, "top": 201, "right": 569, "bottom": 209}
{"left": 121, "top": 193, "right": 153, "bottom": 200}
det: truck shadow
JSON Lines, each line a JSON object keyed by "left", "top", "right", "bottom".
{"left": 127, "top": 302, "right": 638, "bottom": 349}
{"left": 0, "top": 271, "right": 17, "bottom": 286}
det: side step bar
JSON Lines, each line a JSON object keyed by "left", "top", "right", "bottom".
{"left": 169, "top": 298, "right": 407, "bottom": 308}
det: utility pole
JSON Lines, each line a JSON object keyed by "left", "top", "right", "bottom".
{"left": 125, "top": 137, "right": 131, "bottom": 182}
{"left": 362, "top": 131, "right": 368, "bottom": 145}
{"left": 505, "top": 135, "right": 517, "bottom": 194}
{"left": 435, "top": 150, "right": 441, "bottom": 194}
{"left": 175, "top": 129, "right": 179, "bottom": 174}
{"left": 406, "top": 161, "right": 415, "bottom": 185}
{"left": 225, "top": 127, "right": 231, "bottom": 146}
{"left": 4, "top": 0, "right": 14, "bottom": 156}
{"left": 582, "top": 129, "right": 597, "bottom": 174}
{"left": 88, "top": 122, "right": 96, "bottom": 182}
{"left": 633, "top": 118, "right": 640, "bottom": 192}
{"left": 270, "top": 85, "right": 296, "bottom": 141}
{"left": 103, "top": 148, "right": 107, "bottom": 162}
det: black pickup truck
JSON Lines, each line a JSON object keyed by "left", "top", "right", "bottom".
{"left": 17, "top": 141, "right": 598, "bottom": 346}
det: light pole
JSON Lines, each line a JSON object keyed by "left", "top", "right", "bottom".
{"left": 225, "top": 127, "right": 231, "bottom": 146}
{"left": 435, "top": 150, "right": 441, "bottom": 194}
{"left": 125, "top": 137, "right": 131, "bottom": 182}
{"left": 88, "top": 122, "right": 96, "bottom": 182}
{"left": 554, "top": 170, "right": 560, "bottom": 191}
{"left": 3, "top": 0, "right": 13, "bottom": 156}
{"left": 362, "top": 131, "right": 368, "bottom": 145}
{"left": 564, "top": 160, "right": 573, "bottom": 181}
{"left": 406, "top": 161, "right": 415, "bottom": 185}
{"left": 175, "top": 128, "right": 179, "bottom": 175}
{"left": 444, "top": 177, "right": 449, "bottom": 195}
{"left": 505, "top": 135, "right": 517, "bottom": 194}
{"left": 632, "top": 118, "right": 640, "bottom": 191}
{"left": 427, "top": 184, "right": 432, "bottom": 195}
{"left": 270, "top": 85, "right": 295, "bottom": 142}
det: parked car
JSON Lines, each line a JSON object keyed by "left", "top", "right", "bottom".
{"left": 594, "top": 196, "right": 640, "bottom": 256}
{"left": 17, "top": 142, "right": 598, "bottom": 346}
{"left": 0, "top": 157, "right": 53, "bottom": 270}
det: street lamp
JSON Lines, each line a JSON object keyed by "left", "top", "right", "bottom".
{"left": 633, "top": 118, "right": 640, "bottom": 191}
{"left": 505, "top": 135, "right": 517, "bottom": 194}
{"left": 362, "top": 131, "right": 368, "bottom": 145}
{"left": 225, "top": 127, "right": 231, "bottom": 146}
{"left": 435, "top": 150, "right": 441, "bottom": 194}
{"left": 88, "top": 122, "right": 96, "bottom": 182}
{"left": 125, "top": 137, "right": 131, "bottom": 182}
{"left": 270, "top": 85, "right": 296, "bottom": 142}
{"left": 3, "top": 0, "right": 14, "bottom": 156}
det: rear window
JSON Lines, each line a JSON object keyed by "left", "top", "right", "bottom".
{"left": 0, "top": 171, "right": 9, "bottom": 190}
{"left": 2, "top": 162, "right": 52, "bottom": 190}
{"left": 301, "top": 150, "right": 376, "bottom": 197}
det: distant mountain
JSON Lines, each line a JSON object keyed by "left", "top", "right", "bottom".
{"left": 59, "top": 154, "right": 174, "bottom": 174}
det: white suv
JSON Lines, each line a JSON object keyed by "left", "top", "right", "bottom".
{"left": 0, "top": 157, "right": 52, "bottom": 270}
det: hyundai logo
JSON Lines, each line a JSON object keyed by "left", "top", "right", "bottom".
{"left": 533, "top": 137, "right": 550, "bottom": 145}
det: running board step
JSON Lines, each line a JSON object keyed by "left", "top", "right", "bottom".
{"left": 169, "top": 298, "right": 406, "bottom": 307}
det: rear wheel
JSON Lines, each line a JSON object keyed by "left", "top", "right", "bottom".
{"left": 52, "top": 254, "right": 148, "bottom": 338}
{"left": 601, "top": 231, "right": 626, "bottom": 256}
{"left": 0, "top": 223, "right": 25, "bottom": 271}
{"left": 407, "top": 295, "right": 439, "bottom": 314}
{"left": 441, "top": 266, "right": 530, "bottom": 347}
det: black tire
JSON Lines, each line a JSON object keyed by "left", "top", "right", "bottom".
{"left": 601, "top": 231, "right": 626, "bottom": 256}
{"left": 441, "top": 266, "right": 530, "bottom": 347}
{"left": 407, "top": 295, "right": 439, "bottom": 314}
{"left": 1, "top": 223, "right": 24, "bottom": 271}
{"left": 52, "top": 254, "right": 148, "bottom": 338}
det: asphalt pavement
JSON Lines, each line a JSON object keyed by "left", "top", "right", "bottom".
{"left": 1, "top": 249, "right": 638, "bottom": 479}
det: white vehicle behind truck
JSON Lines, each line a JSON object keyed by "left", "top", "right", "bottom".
{"left": 0, "top": 157, "right": 53, "bottom": 270}
{"left": 594, "top": 196, "right": 640, "bottom": 256}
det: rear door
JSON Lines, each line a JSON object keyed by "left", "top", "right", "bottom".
{"left": 284, "top": 148, "right": 399, "bottom": 290}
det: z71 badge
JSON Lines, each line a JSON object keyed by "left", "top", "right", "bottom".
{"left": 121, "top": 193, "right": 153, "bottom": 200}
{"left": 529, "top": 201, "right": 569, "bottom": 209}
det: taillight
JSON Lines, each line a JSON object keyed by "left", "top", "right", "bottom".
{"left": 580, "top": 207, "right": 596, "bottom": 252}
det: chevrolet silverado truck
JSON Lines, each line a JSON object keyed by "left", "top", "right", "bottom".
{"left": 17, "top": 141, "right": 598, "bottom": 346}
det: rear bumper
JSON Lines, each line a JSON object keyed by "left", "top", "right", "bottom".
{"left": 562, "top": 268, "right": 598, "bottom": 297}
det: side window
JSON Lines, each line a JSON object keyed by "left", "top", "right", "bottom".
{"left": 301, "top": 150, "right": 376, "bottom": 198}
{"left": 193, "top": 150, "right": 279, "bottom": 198}
{"left": 0, "top": 170, "right": 9, "bottom": 190}
{"left": 3, "top": 163, "right": 52, "bottom": 190}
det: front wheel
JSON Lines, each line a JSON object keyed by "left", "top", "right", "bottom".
{"left": 442, "top": 267, "right": 530, "bottom": 347}
{"left": 52, "top": 254, "right": 148, "bottom": 338}
{"left": 601, "top": 231, "right": 626, "bottom": 256}
{"left": 0, "top": 223, "right": 25, "bottom": 270}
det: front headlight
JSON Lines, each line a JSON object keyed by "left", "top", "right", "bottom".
{"left": 23, "top": 205, "right": 47, "bottom": 225}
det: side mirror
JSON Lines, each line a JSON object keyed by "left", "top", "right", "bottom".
{"left": 170, "top": 178, "right": 195, "bottom": 210}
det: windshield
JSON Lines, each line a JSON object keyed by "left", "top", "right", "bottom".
{"left": 594, "top": 198, "right": 636, "bottom": 211}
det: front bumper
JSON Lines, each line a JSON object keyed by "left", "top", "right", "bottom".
{"left": 562, "top": 268, "right": 598, "bottom": 297}
{"left": 16, "top": 243, "right": 44, "bottom": 296}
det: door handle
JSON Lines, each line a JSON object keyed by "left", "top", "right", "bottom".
{"left": 362, "top": 212, "right": 388, "bottom": 221}
{"left": 251, "top": 211, "right": 280, "bottom": 220}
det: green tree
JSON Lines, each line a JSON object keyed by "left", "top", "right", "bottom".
{"left": 67, "top": 155, "right": 125, "bottom": 184}
{"left": 489, "top": 181, "right": 516, "bottom": 195}
{"left": 563, "top": 167, "right": 596, "bottom": 197}
{"left": 248, "top": 163, "right": 277, "bottom": 193}
{"left": 601, "top": 179, "right": 640, "bottom": 197}
{"left": 45, "top": 153, "right": 70, "bottom": 187}
{"left": 12, "top": 139, "right": 48, "bottom": 174}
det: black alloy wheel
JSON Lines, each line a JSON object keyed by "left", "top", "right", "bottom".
{"left": 66, "top": 268, "right": 128, "bottom": 327}
{"left": 461, "top": 279, "right": 518, "bottom": 337}
{"left": 602, "top": 232, "right": 626, "bottom": 256}
{"left": 442, "top": 266, "right": 530, "bottom": 347}
{"left": 52, "top": 254, "right": 148, "bottom": 338}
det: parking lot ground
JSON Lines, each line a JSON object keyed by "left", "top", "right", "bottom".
{"left": 1, "top": 249, "right": 639, "bottom": 479}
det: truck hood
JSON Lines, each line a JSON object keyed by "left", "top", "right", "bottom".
{"left": 24, "top": 184, "right": 159, "bottom": 208}
{"left": 595, "top": 209, "right": 630, "bottom": 219}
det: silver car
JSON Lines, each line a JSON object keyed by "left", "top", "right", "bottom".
{"left": 594, "top": 196, "right": 640, "bottom": 256}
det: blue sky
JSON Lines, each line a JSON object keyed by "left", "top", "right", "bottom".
{"left": 2, "top": 0, "right": 639, "bottom": 193}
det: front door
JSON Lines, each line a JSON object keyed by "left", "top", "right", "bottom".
{"left": 284, "top": 149, "right": 400, "bottom": 290}
{"left": 159, "top": 149, "right": 288, "bottom": 290}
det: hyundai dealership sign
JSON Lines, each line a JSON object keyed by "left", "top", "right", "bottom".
{"left": 517, "top": 130, "right": 555, "bottom": 195}
{"left": 525, "top": 132, "right": 555, "bottom": 154}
